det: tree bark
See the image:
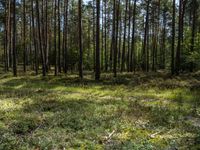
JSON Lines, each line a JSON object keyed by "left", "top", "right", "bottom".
{"left": 95, "top": 0, "right": 101, "bottom": 80}
{"left": 78, "top": 0, "right": 83, "bottom": 79}
{"left": 36, "top": 0, "right": 46, "bottom": 76}
{"left": 13, "top": 0, "right": 17, "bottom": 76}
{"left": 121, "top": 0, "right": 128, "bottom": 72}
{"left": 130, "top": 0, "right": 137, "bottom": 72}
{"left": 23, "top": 0, "right": 26, "bottom": 72}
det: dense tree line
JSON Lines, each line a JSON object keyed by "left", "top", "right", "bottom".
{"left": 0, "top": 0, "right": 200, "bottom": 80}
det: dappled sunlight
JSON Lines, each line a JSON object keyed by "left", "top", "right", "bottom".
{"left": 0, "top": 98, "right": 32, "bottom": 112}
{"left": 0, "top": 73, "right": 200, "bottom": 149}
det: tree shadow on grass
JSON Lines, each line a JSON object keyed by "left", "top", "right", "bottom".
{"left": 1, "top": 73, "right": 200, "bottom": 149}
{"left": 1, "top": 72, "right": 200, "bottom": 96}
{"left": 0, "top": 72, "right": 173, "bottom": 89}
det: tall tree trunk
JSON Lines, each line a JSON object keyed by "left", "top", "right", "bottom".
{"left": 41, "top": 0, "right": 46, "bottom": 72}
{"left": 104, "top": 0, "right": 108, "bottom": 71}
{"left": 9, "top": 0, "right": 12, "bottom": 68}
{"left": 36, "top": 0, "right": 46, "bottom": 76}
{"left": 101, "top": 0, "right": 104, "bottom": 70}
{"left": 110, "top": 0, "right": 117, "bottom": 71}
{"left": 58, "top": 0, "right": 61, "bottom": 73}
{"left": 93, "top": 0, "right": 96, "bottom": 72}
{"left": 54, "top": 0, "right": 57, "bottom": 76}
{"left": 130, "top": 0, "right": 137, "bottom": 72}
{"left": 4, "top": 12, "right": 7, "bottom": 72}
{"left": 154, "top": 0, "right": 160, "bottom": 72}
{"left": 127, "top": 0, "right": 131, "bottom": 72}
{"left": 112, "top": 0, "right": 117, "bottom": 77}
{"left": 171, "top": 0, "right": 175, "bottom": 75}
{"left": 176, "top": 0, "right": 182, "bottom": 75}
{"left": 114, "top": 0, "right": 120, "bottom": 77}
{"left": 161, "top": 7, "right": 167, "bottom": 69}
{"left": 118, "top": 11, "right": 122, "bottom": 69}
{"left": 95, "top": 0, "right": 100, "bottom": 80}
{"left": 13, "top": 0, "right": 17, "bottom": 76}
{"left": 4, "top": 0, "right": 8, "bottom": 72}
{"left": 63, "top": 0, "right": 69, "bottom": 73}
{"left": 121, "top": 0, "right": 128, "bottom": 72}
{"left": 190, "top": 0, "right": 197, "bottom": 72}
{"left": 29, "top": 16, "right": 33, "bottom": 69}
{"left": 23, "top": 0, "right": 26, "bottom": 72}
{"left": 176, "top": 0, "right": 187, "bottom": 74}
{"left": 45, "top": 0, "right": 49, "bottom": 72}
{"left": 78, "top": 0, "right": 83, "bottom": 79}
{"left": 142, "top": 0, "right": 150, "bottom": 72}
{"left": 31, "top": 0, "right": 38, "bottom": 75}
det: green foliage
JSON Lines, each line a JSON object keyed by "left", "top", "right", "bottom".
{"left": 175, "top": 28, "right": 200, "bottom": 71}
{"left": 187, "top": 51, "right": 200, "bottom": 65}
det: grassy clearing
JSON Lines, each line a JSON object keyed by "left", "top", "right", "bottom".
{"left": 0, "top": 72, "right": 200, "bottom": 149}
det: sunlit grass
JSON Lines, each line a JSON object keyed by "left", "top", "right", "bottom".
{"left": 0, "top": 72, "right": 200, "bottom": 149}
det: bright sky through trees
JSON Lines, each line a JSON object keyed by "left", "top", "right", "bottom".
{"left": 83, "top": 0, "right": 90, "bottom": 3}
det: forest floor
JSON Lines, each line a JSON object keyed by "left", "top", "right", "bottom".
{"left": 0, "top": 71, "right": 200, "bottom": 149}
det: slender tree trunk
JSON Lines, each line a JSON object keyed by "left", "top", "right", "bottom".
{"left": 4, "top": 13, "right": 8, "bottom": 72}
{"left": 31, "top": 0, "right": 38, "bottom": 75}
{"left": 78, "top": 0, "right": 83, "bottom": 79}
{"left": 127, "top": 0, "right": 131, "bottom": 72}
{"left": 171, "top": 0, "right": 175, "bottom": 75}
{"left": 101, "top": 0, "right": 104, "bottom": 70}
{"left": 4, "top": 1, "right": 8, "bottom": 72}
{"left": 54, "top": 0, "right": 57, "bottom": 76}
{"left": 93, "top": 0, "right": 96, "bottom": 72}
{"left": 41, "top": 0, "right": 45, "bottom": 71}
{"left": 154, "top": 0, "right": 160, "bottom": 72}
{"left": 63, "top": 0, "right": 69, "bottom": 73}
{"left": 112, "top": 0, "right": 117, "bottom": 77}
{"left": 121, "top": 0, "right": 128, "bottom": 72}
{"left": 114, "top": 0, "right": 120, "bottom": 77}
{"left": 161, "top": 8, "right": 167, "bottom": 69}
{"left": 130, "top": 0, "right": 137, "bottom": 72}
{"left": 118, "top": 12, "right": 122, "bottom": 69}
{"left": 104, "top": 0, "right": 108, "bottom": 71}
{"left": 23, "top": 0, "right": 26, "bottom": 72}
{"left": 9, "top": 0, "right": 12, "bottom": 68}
{"left": 152, "top": 8, "right": 157, "bottom": 72}
{"left": 45, "top": 0, "right": 49, "bottom": 72}
{"left": 58, "top": 0, "right": 61, "bottom": 73}
{"left": 13, "top": 0, "right": 17, "bottom": 76}
{"left": 29, "top": 16, "right": 33, "bottom": 69}
{"left": 87, "top": 19, "right": 91, "bottom": 70}
{"left": 110, "top": 0, "right": 117, "bottom": 71}
{"left": 36, "top": 0, "right": 46, "bottom": 76}
{"left": 95, "top": 0, "right": 100, "bottom": 80}
{"left": 142, "top": 0, "right": 150, "bottom": 72}
{"left": 190, "top": 0, "right": 197, "bottom": 72}
{"left": 176, "top": 0, "right": 187, "bottom": 74}
{"left": 6, "top": 0, "right": 11, "bottom": 70}
{"left": 176, "top": 0, "right": 182, "bottom": 75}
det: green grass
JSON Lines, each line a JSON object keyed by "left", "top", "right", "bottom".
{"left": 0, "top": 72, "right": 200, "bottom": 149}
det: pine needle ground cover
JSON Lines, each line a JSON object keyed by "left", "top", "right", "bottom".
{"left": 0, "top": 72, "right": 200, "bottom": 149}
